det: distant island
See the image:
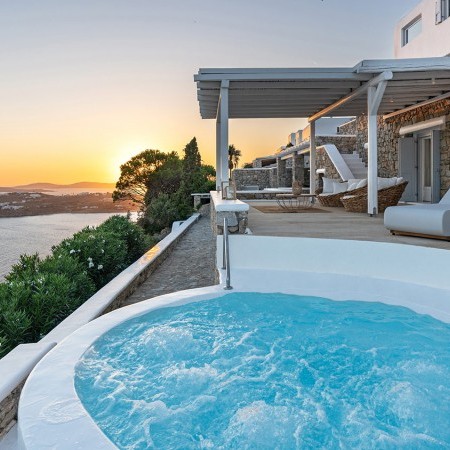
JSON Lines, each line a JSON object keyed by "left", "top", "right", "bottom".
{"left": 0, "top": 182, "right": 138, "bottom": 217}
{"left": 0, "top": 181, "right": 116, "bottom": 192}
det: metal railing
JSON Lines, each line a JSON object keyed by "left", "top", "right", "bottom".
{"left": 222, "top": 217, "right": 232, "bottom": 290}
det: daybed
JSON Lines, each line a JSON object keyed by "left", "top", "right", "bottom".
{"left": 316, "top": 177, "right": 367, "bottom": 207}
{"left": 384, "top": 188, "right": 450, "bottom": 240}
{"left": 341, "top": 179, "right": 408, "bottom": 213}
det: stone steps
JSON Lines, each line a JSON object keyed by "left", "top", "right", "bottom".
{"left": 341, "top": 152, "right": 367, "bottom": 179}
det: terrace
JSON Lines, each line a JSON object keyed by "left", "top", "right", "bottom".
{"left": 195, "top": 57, "right": 450, "bottom": 215}
{"left": 245, "top": 200, "right": 450, "bottom": 250}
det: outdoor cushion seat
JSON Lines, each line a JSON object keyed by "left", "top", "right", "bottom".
{"left": 316, "top": 183, "right": 367, "bottom": 208}
{"left": 341, "top": 180, "right": 408, "bottom": 213}
{"left": 384, "top": 188, "right": 450, "bottom": 240}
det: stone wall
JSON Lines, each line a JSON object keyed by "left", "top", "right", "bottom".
{"left": 316, "top": 135, "right": 357, "bottom": 153}
{"left": 0, "top": 382, "right": 24, "bottom": 438}
{"left": 355, "top": 99, "right": 450, "bottom": 196}
{"left": 315, "top": 146, "right": 343, "bottom": 184}
{"left": 277, "top": 158, "right": 289, "bottom": 187}
{"left": 338, "top": 119, "right": 357, "bottom": 135}
{"left": 232, "top": 168, "right": 280, "bottom": 189}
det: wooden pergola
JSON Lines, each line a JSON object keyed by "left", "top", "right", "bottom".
{"left": 194, "top": 57, "right": 450, "bottom": 215}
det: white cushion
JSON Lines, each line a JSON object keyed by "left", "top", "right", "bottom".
{"left": 356, "top": 179, "right": 367, "bottom": 188}
{"left": 378, "top": 177, "right": 397, "bottom": 190}
{"left": 342, "top": 195, "right": 356, "bottom": 200}
{"left": 347, "top": 178, "right": 362, "bottom": 192}
{"left": 440, "top": 188, "right": 450, "bottom": 205}
{"left": 322, "top": 177, "right": 335, "bottom": 194}
{"left": 333, "top": 181, "right": 348, "bottom": 194}
{"left": 384, "top": 204, "right": 450, "bottom": 236}
{"left": 396, "top": 177, "right": 405, "bottom": 185}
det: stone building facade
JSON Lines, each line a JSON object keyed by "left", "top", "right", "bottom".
{"left": 234, "top": 100, "right": 450, "bottom": 201}
{"left": 354, "top": 99, "right": 450, "bottom": 197}
{"left": 315, "top": 147, "right": 342, "bottom": 182}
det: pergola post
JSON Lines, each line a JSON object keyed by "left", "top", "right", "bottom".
{"left": 215, "top": 112, "right": 221, "bottom": 190}
{"left": 309, "top": 120, "right": 316, "bottom": 194}
{"left": 367, "top": 80, "right": 388, "bottom": 215}
{"left": 219, "top": 80, "right": 229, "bottom": 185}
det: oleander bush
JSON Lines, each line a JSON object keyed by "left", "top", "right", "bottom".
{"left": 0, "top": 216, "right": 153, "bottom": 358}
{"left": 52, "top": 228, "right": 129, "bottom": 290}
{"left": 0, "top": 252, "right": 95, "bottom": 357}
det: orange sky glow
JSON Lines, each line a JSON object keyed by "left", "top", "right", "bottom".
{"left": 0, "top": 1, "right": 418, "bottom": 186}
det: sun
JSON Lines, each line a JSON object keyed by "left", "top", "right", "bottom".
{"left": 109, "top": 146, "right": 147, "bottom": 181}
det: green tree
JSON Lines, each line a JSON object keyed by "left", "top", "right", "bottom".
{"left": 113, "top": 149, "right": 180, "bottom": 208}
{"left": 228, "top": 144, "right": 242, "bottom": 178}
{"left": 143, "top": 154, "right": 183, "bottom": 205}
{"left": 182, "top": 137, "right": 211, "bottom": 193}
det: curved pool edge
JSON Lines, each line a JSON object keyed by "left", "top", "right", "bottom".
{"left": 18, "top": 236, "right": 450, "bottom": 449}
{"left": 18, "top": 285, "right": 226, "bottom": 450}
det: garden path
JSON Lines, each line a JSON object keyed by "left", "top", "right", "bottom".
{"left": 122, "top": 206, "right": 217, "bottom": 306}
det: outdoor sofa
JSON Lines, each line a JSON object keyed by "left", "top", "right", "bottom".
{"left": 384, "top": 188, "right": 450, "bottom": 240}
{"left": 316, "top": 177, "right": 368, "bottom": 207}
{"left": 317, "top": 177, "right": 407, "bottom": 212}
{"left": 341, "top": 178, "right": 408, "bottom": 213}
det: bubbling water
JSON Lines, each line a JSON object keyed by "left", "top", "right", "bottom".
{"left": 75, "top": 293, "right": 450, "bottom": 449}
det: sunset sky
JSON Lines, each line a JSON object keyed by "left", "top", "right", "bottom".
{"left": 1, "top": 0, "right": 419, "bottom": 186}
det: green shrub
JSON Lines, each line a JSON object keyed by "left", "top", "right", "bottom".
{"left": 0, "top": 252, "right": 97, "bottom": 357}
{"left": 98, "top": 215, "right": 154, "bottom": 264}
{"left": 0, "top": 216, "right": 156, "bottom": 358}
{"left": 6, "top": 251, "right": 95, "bottom": 304}
{"left": 139, "top": 193, "right": 181, "bottom": 234}
{"left": 53, "top": 227, "right": 128, "bottom": 290}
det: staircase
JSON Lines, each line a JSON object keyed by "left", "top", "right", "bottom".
{"left": 341, "top": 152, "right": 367, "bottom": 179}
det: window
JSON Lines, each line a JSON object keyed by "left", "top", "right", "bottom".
{"left": 402, "top": 16, "right": 422, "bottom": 46}
{"left": 436, "top": 0, "right": 450, "bottom": 23}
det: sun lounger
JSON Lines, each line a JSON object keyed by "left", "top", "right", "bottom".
{"left": 384, "top": 188, "right": 450, "bottom": 240}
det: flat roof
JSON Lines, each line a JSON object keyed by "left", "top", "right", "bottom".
{"left": 194, "top": 57, "right": 450, "bottom": 119}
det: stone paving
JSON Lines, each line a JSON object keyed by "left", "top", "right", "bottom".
{"left": 123, "top": 207, "right": 217, "bottom": 306}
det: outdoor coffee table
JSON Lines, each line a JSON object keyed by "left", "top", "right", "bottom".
{"left": 275, "top": 193, "right": 316, "bottom": 211}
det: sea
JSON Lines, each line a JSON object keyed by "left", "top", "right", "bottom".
{"left": 0, "top": 188, "right": 132, "bottom": 281}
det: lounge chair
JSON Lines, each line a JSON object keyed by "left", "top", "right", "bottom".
{"left": 384, "top": 188, "right": 450, "bottom": 240}
{"left": 341, "top": 180, "right": 408, "bottom": 213}
{"left": 316, "top": 177, "right": 367, "bottom": 208}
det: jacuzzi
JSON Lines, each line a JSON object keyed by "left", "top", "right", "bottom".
{"left": 18, "top": 237, "right": 450, "bottom": 449}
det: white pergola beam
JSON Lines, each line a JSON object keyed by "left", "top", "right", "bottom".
{"left": 308, "top": 71, "right": 393, "bottom": 123}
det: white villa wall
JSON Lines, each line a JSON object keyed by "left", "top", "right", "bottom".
{"left": 394, "top": 0, "right": 450, "bottom": 58}
{"left": 287, "top": 132, "right": 296, "bottom": 146}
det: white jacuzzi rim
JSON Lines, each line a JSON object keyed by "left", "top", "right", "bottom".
{"left": 18, "top": 241, "right": 450, "bottom": 449}
{"left": 18, "top": 285, "right": 226, "bottom": 450}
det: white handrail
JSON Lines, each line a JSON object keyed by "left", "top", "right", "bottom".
{"left": 222, "top": 218, "right": 232, "bottom": 290}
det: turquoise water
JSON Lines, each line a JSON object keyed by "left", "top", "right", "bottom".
{"left": 75, "top": 293, "right": 450, "bottom": 449}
